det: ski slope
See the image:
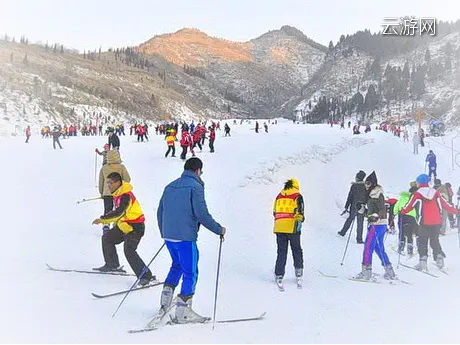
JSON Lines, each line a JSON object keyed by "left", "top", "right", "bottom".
{"left": 1, "top": 121, "right": 459, "bottom": 343}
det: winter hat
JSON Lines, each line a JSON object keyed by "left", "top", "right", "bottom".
{"left": 429, "top": 150, "right": 433, "bottom": 154}
{"left": 355, "top": 170, "right": 366, "bottom": 181}
{"left": 284, "top": 178, "right": 300, "bottom": 190}
{"left": 434, "top": 179, "right": 441, "bottom": 187}
{"left": 416, "top": 174, "right": 429, "bottom": 185}
{"left": 409, "top": 181, "right": 417, "bottom": 188}
{"left": 445, "top": 182, "right": 452, "bottom": 188}
{"left": 103, "top": 144, "right": 110, "bottom": 150}
{"left": 365, "top": 171, "right": 378, "bottom": 186}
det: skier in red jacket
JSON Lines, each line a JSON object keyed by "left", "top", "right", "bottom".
{"left": 401, "top": 174, "right": 459, "bottom": 270}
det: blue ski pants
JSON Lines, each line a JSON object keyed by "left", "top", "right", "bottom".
{"left": 428, "top": 164, "right": 437, "bottom": 179}
{"left": 362, "top": 224, "right": 391, "bottom": 266}
{"left": 164, "top": 241, "right": 199, "bottom": 297}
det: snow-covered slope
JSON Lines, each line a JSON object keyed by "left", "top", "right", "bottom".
{"left": 1, "top": 121, "right": 459, "bottom": 342}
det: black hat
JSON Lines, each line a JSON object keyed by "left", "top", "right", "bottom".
{"left": 365, "top": 171, "right": 378, "bottom": 186}
{"left": 356, "top": 170, "right": 366, "bottom": 181}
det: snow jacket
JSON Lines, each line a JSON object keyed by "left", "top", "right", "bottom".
{"left": 366, "top": 185, "right": 387, "bottom": 225}
{"left": 393, "top": 191, "right": 417, "bottom": 219}
{"left": 98, "top": 150, "right": 131, "bottom": 196}
{"left": 273, "top": 187, "right": 304, "bottom": 234}
{"left": 401, "top": 184, "right": 459, "bottom": 225}
{"left": 108, "top": 133, "right": 120, "bottom": 149}
{"left": 100, "top": 182, "right": 145, "bottom": 234}
{"left": 157, "top": 170, "right": 222, "bottom": 241}
{"left": 426, "top": 153, "right": 437, "bottom": 166}
{"left": 344, "top": 181, "right": 367, "bottom": 211}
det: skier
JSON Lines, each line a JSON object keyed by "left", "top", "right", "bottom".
{"left": 445, "top": 182, "right": 456, "bottom": 228}
{"left": 347, "top": 121, "right": 351, "bottom": 129}
{"left": 156, "top": 157, "right": 226, "bottom": 323}
{"left": 108, "top": 128, "right": 120, "bottom": 150}
{"left": 273, "top": 179, "right": 304, "bottom": 288}
{"left": 165, "top": 128, "right": 176, "bottom": 158}
{"left": 338, "top": 170, "right": 367, "bottom": 243}
{"left": 401, "top": 174, "right": 459, "bottom": 270}
{"left": 354, "top": 171, "right": 396, "bottom": 280}
{"left": 25, "top": 126, "right": 31, "bottom": 143}
{"left": 179, "top": 128, "right": 193, "bottom": 160}
{"left": 98, "top": 150, "right": 131, "bottom": 222}
{"left": 264, "top": 122, "right": 268, "bottom": 133}
{"left": 52, "top": 126, "right": 63, "bottom": 149}
{"left": 433, "top": 179, "right": 449, "bottom": 235}
{"left": 425, "top": 150, "right": 437, "bottom": 180}
{"left": 412, "top": 132, "right": 419, "bottom": 155}
{"left": 92, "top": 172, "right": 155, "bottom": 286}
{"left": 255, "top": 121, "right": 259, "bottom": 133}
{"left": 95, "top": 144, "right": 110, "bottom": 165}
{"left": 208, "top": 126, "right": 216, "bottom": 153}
{"left": 393, "top": 182, "right": 418, "bottom": 255}
{"left": 224, "top": 123, "right": 231, "bottom": 137}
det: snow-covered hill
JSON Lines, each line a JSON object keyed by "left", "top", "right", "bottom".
{"left": 2, "top": 121, "right": 460, "bottom": 342}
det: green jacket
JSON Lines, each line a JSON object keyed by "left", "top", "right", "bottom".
{"left": 393, "top": 191, "right": 417, "bottom": 219}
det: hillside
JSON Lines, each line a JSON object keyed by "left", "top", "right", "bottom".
{"left": 294, "top": 26, "right": 460, "bottom": 126}
{"left": 0, "top": 27, "right": 326, "bottom": 136}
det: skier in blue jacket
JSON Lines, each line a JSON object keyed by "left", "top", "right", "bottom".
{"left": 426, "top": 150, "right": 437, "bottom": 180}
{"left": 156, "top": 157, "right": 226, "bottom": 324}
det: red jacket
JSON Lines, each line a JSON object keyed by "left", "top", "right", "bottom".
{"left": 209, "top": 129, "right": 216, "bottom": 140}
{"left": 401, "top": 185, "right": 458, "bottom": 225}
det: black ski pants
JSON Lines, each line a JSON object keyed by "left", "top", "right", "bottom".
{"left": 102, "top": 224, "right": 152, "bottom": 279}
{"left": 275, "top": 233, "right": 303, "bottom": 277}
{"left": 165, "top": 145, "right": 175, "bottom": 157}
{"left": 180, "top": 146, "right": 188, "bottom": 160}
{"left": 340, "top": 208, "right": 365, "bottom": 242}
{"left": 25, "top": 135, "right": 30, "bottom": 143}
{"left": 53, "top": 138, "right": 62, "bottom": 149}
{"left": 209, "top": 138, "right": 215, "bottom": 152}
{"left": 398, "top": 215, "right": 416, "bottom": 246}
{"left": 418, "top": 225, "right": 445, "bottom": 260}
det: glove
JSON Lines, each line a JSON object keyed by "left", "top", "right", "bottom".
{"left": 340, "top": 209, "right": 348, "bottom": 216}
{"left": 356, "top": 202, "right": 366, "bottom": 214}
{"left": 368, "top": 213, "right": 379, "bottom": 223}
{"left": 294, "top": 214, "right": 304, "bottom": 222}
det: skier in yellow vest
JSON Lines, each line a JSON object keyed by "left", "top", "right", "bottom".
{"left": 273, "top": 178, "right": 305, "bottom": 289}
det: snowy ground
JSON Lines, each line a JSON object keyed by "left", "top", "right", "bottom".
{"left": 1, "top": 120, "right": 460, "bottom": 343}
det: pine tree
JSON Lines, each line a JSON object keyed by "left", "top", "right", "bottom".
{"left": 402, "top": 61, "right": 410, "bottom": 80}
{"left": 328, "top": 40, "right": 334, "bottom": 52}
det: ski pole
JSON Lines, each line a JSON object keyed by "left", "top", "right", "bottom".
{"left": 76, "top": 196, "right": 102, "bottom": 204}
{"left": 94, "top": 152, "right": 98, "bottom": 188}
{"left": 456, "top": 199, "right": 460, "bottom": 249}
{"left": 112, "top": 242, "right": 165, "bottom": 318}
{"left": 340, "top": 217, "right": 355, "bottom": 266}
{"left": 397, "top": 215, "right": 403, "bottom": 269}
{"left": 212, "top": 235, "right": 224, "bottom": 330}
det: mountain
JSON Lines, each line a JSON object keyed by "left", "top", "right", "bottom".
{"left": 293, "top": 22, "right": 460, "bottom": 127}
{"left": 0, "top": 26, "right": 326, "bottom": 136}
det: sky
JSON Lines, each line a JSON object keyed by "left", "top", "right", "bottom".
{"left": 0, "top": 0, "right": 460, "bottom": 52}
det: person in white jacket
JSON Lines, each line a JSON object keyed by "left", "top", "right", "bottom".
{"left": 412, "top": 132, "right": 419, "bottom": 155}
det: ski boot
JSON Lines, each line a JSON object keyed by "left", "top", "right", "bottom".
{"left": 354, "top": 264, "right": 372, "bottom": 280}
{"left": 407, "top": 244, "right": 414, "bottom": 256}
{"left": 383, "top": 264, "right": 396, "bottom": 280}
{"left": 275, "top": 275, "right": 284, "bottom": 291}
{"left": 398, "top": 241, "right": 405, "bottom": 254}
{"left": 138, "top": 274, "right": 157, "bottom": 287}
{"left": 295, "top": 268, "right": 303, "bottom": 288}
{"left": 174, "top": 295, "right": 209, "bottom": 324}
{"left": 93, "top": 264, "right": 123, "bottom": 272}
{"left": 414, "top": 256, "right": 428, "bottom": 271}
{"left": 435, "top": 254, "right": 444, "bottom": 269}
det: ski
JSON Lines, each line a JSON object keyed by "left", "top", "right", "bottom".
{"left": 128, "top": 304, "right": 175, "bottom": 334}
{"left": 92, "top": 281, "right": 163, "bottom": 299}
{"left": 431, "top": 263, "right": 448, "bottom": 275}
{"left": 128, "top": 312, "right": 266, "bottom": 333}
{"left": 46, "top": 263, "right": 135, "bottom": 277}
{"left": 391, "top": 246, "right": 418, "bottom": 258}
{"left": 349, "top": 277, "right": 382, "bottom": 284}
{"left": 399, "top": 263, "right": 439, "bottom": 278}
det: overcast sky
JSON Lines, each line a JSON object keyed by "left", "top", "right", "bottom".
{"left": 0, "top": 0, "right": 459, "bottom": 52}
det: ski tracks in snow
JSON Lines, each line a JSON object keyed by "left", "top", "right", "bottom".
{"left": 238, "top": 137, "right": 374, "bottom": 187}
